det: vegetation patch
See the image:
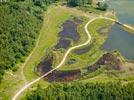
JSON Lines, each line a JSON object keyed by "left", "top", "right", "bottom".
{"left": 37, "top": 55, "right": 80, "bottom": 82}
{"left": 58, "top": 19, "right": 113, "bottom": 71}
{"left": 74, "top": 42, "right": 93, "bottom": 55}
{"left": 0, "top": 1, "right": 43, "bottom": 82}
{"left": 87, "top": 53, "right": 122, "bottom": 72}
{"left": 55, "top": 17, "right": 83, "bottom": 49}
{"left": 25, "top": 81, "right": 134, "bottom": 100}
{"left": 37, "top": 52, "right": 123, "bottom": 82}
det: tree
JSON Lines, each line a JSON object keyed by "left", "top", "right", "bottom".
{"left": 67, "top": 0, "right": 92, "bottom": 7}
{"left": 25, "top": 82, "right": 134, "bottom": 100}
{"left": 97, "top": 2, "right": 108, "bottom": 11}
{"left": 0, "top": 1, "right": 43, "bottom": 82}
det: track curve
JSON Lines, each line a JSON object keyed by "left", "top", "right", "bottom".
{"left": 12, "top": 17, "right": 134, "bottom": 100}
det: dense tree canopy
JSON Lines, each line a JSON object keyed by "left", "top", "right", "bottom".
{"left": 97, "top": 2, "right": 108, "bottom": 11}
{"left": 0, "top": 0, "right": 60, "bottom": 82}
{"left": 0, "top": 1, "right": 43, "bottom": 82}
{"left": 33, "top": 0, "right": 61, "bottom": 9}
{"left": 67, "top": 0, "right": 92, "bottom": 7}
{"left": 26, "top": 82, "right": 134, "bottom": 100}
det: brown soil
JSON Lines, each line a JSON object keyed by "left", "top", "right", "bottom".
{"left": 38, "top": 53, "right": 122, "bottom": 82}
{"left": 38, "top": 56, "right": 53, "bottom": 74}
{"left": 87, "top": 53, "right": 122, "bottom": 72}
{"left": 38, "top": 56, "right": 80, "bottom": 82}
{"left": 46, "top": 70, "right": 80, "bottom": 82}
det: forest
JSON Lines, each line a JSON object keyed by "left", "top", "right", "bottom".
{"left": 26, "top": 82, "right": 134, "bottom": 100}
{"left": 0, "top": 0, "right": 57, "bottom": 82}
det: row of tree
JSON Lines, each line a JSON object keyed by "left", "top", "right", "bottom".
{"left": 67, "top": 0, "right": 108, "bottom": 11}
{"left": 33, "top": 0, "right": 61, "bottom": 9}
{"left": 25, "top": 82, "right": 134, "bottom": 100}
{"left": 67, "top": 0, "right": 92, "bottom": 6}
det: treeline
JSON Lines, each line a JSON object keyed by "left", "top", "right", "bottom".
{"left": 66, "top": 0, "right": 108, "bottom": 11}
{"left": 0, "top": 0, "right": 58, "bottom": 82}
{"left": 67, "top": 0, "right": 92, "bottom": 7}
{"left": 26, "top": 82, "right": 134, "bottom": 100}
{"left": 32, "top": 0, "right": 61, "bottom": 9}
{"left": 97, "top": 2, "right": 108, "bottom": 11}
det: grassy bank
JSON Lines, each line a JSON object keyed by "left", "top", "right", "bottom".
{"left": 23, "top": 5, "right": 72, "bottom": 81}
{"left": 58, "top": 19, "right": 113, "bottom": 71}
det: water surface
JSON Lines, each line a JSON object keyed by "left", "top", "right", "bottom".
{"left": 103, "top": 24, "right": 134, "bottom": 60}
{"left": 55, "top": 18, "right": 82, "bottom": 49}
{"left": 103, "top": 0, "right": 134, "bottom": 60}
{"left": 108, "top": 0, "right": 134, "bottom": 25}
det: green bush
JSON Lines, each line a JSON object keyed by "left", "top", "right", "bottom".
{"left": 25, "top": 82, "right": 134, "bottom": 100}
{"left": 0, "top": 1, "right": 43, "bottom": 82}
{"left": 97, "top": 2, "right": 108, "bottom": 11}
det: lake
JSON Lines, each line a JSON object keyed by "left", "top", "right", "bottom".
{"left": 107, "top": 0, "right": 134, "bottom": 25}
{"left": 103, "top": 24, "right": 134, "bottom": 60}
{"left": 103, "top": 0, "right": 134, "bottom": 60}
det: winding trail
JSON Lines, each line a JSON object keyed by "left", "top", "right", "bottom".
{"left": 12, "top": 16, "right": 134, "bottom": 100}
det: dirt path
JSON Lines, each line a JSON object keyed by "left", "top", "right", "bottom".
{"left": 20, "top": 27, "right": 42, "bottom": 84}
{"left": 12, "top": 17, "right": 134, "bottom": 100}
{"left": 12, "top": 17, "right": 92, "bottom": 100}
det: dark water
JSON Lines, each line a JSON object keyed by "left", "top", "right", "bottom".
{"left": 87, "top": 53, "right": 121, "bottom": 72}
{"left": 47, "top": 70, "right": 80, "bottom": 82}
{"left": 103, "top": 24, "right": 134, "bottom": 60}
{"left": 56, "top": 18, "right": 82, "bottom": 49}
{"left": 108, "top": 0, "right": 134, "bottom": 25}
{"left": 38, "top": 18, "right": 83, "bottom": 82}
{"left": 38, "top": 56, "right": 80, "bottom": 82}
{"left": 103, "top": 0, "right": 134, "bottom": 60}
{"left": 55, "top": 38, "right": 71, "bottom": 49}
{"left": 59, "top": 20, "right": 80, "bottom": 41}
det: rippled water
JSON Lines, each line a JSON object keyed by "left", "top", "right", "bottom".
{"left": 103, "top": 0, "right": 134, "bottom": 60}
{"left": 108, "top": 0, "right": 134, "bottom": 25}
{"left": 103, "top": 24, "right": 134, "bottom": 60}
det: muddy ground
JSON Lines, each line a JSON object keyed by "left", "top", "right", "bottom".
{"left": 87, "top": 53, "right": 122, "bottom": 72}
{"left": 37, "top": 18, "right": 122, "bottom": 82}
{"left": 37, "top": 53, "right": 122, "bottom": 82}
{"left": 38, "top": 56, "right": 80, "bottom": 82}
